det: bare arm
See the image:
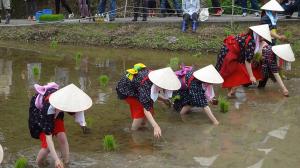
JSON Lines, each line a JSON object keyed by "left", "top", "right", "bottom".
{"left": 273, "top": 73, "right": 289, "bottom": 96}
{"left": 144, "top": 109, "right": 161, "bottom": 138}
{"left": 271, "top": 31, "right": 286, "bottom": 41}
{"left": 245, "top": 60, "right": 256, "bottom": 83}
{"left": 46, "top": 135, "right": 64, "bottom": 168}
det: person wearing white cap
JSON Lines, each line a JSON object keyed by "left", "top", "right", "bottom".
{"left": 257, "top": 43, "right": 295, "bottom": 96}
{"left": 116, "top": 64, "right": 181, "bottom": 138}
{"left": 261, "top": 0, "right": 287, "bottom": 45}
{"left": 173, "top": 65, "right": 222, "bottom": 125}
{"left": 215, "top": 24, "right": 271, "bottom": 98}
{"left": 29, "top": 83, "right": 92, "bottom": 168}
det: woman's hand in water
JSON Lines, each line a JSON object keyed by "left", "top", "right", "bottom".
{"left": 279, "top": 35, "right": 287, "bottom": 41}
{"left": 250, "top": 76, "right": 257, "bottom": 84}
{"left": 153, "top": 125, "right": 162, "bottom": 138}
{"left": 55, "top": 159, "right": 64, "bottom": 168}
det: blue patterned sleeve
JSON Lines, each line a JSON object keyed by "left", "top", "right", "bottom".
{"left": 245, "top": 39, "right": 255, "bottom": 62}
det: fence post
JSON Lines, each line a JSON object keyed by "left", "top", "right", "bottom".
{"left": 124, "top": 0, "right": 128, "bottom": 18}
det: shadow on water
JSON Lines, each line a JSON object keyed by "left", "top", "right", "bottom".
{"left": 0, "top": 42, "right": 300, "bottom": 167}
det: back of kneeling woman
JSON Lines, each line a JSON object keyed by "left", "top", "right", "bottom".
{"left": 116, "top": 64, "right": 181, "bottom": 138}
{"left": 173, "top": 65, "right": 224, "bottom": 125}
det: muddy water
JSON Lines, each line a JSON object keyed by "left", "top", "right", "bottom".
{"left": 0, "top": 42, "right": 300, "bottom": 168}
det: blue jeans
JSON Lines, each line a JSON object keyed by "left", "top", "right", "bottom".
{"left": 160, "top": 0, "right": 182, "bottom": 14}
{"left": 98, "top": 0, "right": 116, "bottom": 17}
{"left": 241, "top": 0, "right": 259, "bottom": 13}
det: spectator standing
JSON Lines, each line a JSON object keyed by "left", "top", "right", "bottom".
{"left": 25, "top": 0, "right": 37, "bottom": 21}
{"left": 211, "top": 0, "right": 224, "bottom": 16}
{"left": 0, "top": 0, "right": 11, "bottom": 24}
{"left": 281, "top": 0, "right": 300, "bottom": 18}
{"left": 181, "top": 0, "right": 200, "bottom": 32}
{"left": 160, "top": 0, "right": 182, "bottom": 17}
{"left": 96, "top": 0, "right": 116, "bottom": 21}
{"left": 241, "top": 0, "right": 260, "bottom": 17}
{"left": 55, "top": 0, "right": 74, "bottom": 19}
{"left": 132, "top": 0, "right": 147, "bottom": 21}
{"left": 148, "top": 0, "right": 157, "bottom": 17}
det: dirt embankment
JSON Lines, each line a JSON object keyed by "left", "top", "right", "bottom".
{"left": 0, "top": 21, "right": 300, "bottom": 53}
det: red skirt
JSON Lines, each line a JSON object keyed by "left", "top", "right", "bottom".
{"left": 39, "top": 119, "right": 65, "bottom": 149}
{"left": 220, "top": 50, "right": 262, "bottom": 88}
{"left": 125, "top": 96, "right": 154, "bottom": 119}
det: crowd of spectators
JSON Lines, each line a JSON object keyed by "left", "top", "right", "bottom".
{"left": 0, "top": 0, "right": 299, "bottom": 24}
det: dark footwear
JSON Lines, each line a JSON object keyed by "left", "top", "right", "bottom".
{"left": 285, "top": 15, "right": 292, "bottom": 19}
{"left": 109, "top": 17, "right": 115, "bottom": 21}
{"left": 192, "top": 21, "right": 198, "bottom": 32}
{"left": 5, "top": 14, "right": 10, "bottom": 24}
{"left": 142, "top": 17, "right": 147, "bottom": 21}
{"left": 181, "top": 21, "right": 187, "bottom": 32}
{"left": 132, "top": 18, "right": 138, "bottom": 22}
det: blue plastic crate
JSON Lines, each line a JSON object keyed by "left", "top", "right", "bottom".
{"left": 35, "top": 11, "right": 43, "bottom": 21}
{"left": 42, "top": 9, "right": 53, "bottom": 15}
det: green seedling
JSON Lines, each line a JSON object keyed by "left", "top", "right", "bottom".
{"left": 168, "top": 57, "right": 179, "bottom": 70}
{"left": 32, "top": 65, "right": 40, "bottom": 77}
{"left": 171, "top": 95, "right": 181, "bottom": 102}
{"left": 74, "top": 52, "right": 82, "bottom": 66}
{"left": 219, "top": 96, "right": 229, "bottom": 113}
{"left": 103, "top": 135, "right": 117, "bottom": 151}
{"left": 50, "top": 40, "right": 58, "bottom": 49}
{"left": 284, "top": 31, "right": 292, "bottom": 39}
{"left": 85, "top": 117, "right": 94, "bottom": 128}
{"left": 98, "top": 75, "right": 109, "bottom": 87}
{"left": 15, "top": 157, "right": 28, "bottom": 168}
{"left": 253, "top": 53, "right": 262, "bottom": 62}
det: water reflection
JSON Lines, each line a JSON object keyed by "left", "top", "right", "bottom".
{"left": 0, "top": 59, "right": 12, "bottom": 100}
{"left": 55, "top": 67, "right": 69, "bottom": 87}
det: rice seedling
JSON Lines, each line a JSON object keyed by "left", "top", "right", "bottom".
{"left": 15, "top": 157, "right": 28, "bottom": 168}
{"left": 219, "top": 96, "right": 229, "bottom": 113}
{"left": 85, "top": 117, "right": 94, "bottom": 128}
{"left": 75, "top": 52, "right": 82, "bottom": 64}
{"left": 253, "top": 53, "right": 262, "bottom": 62}
{"left": 32, "top": 65, "right": 40, "bottom": 77}
{"left": 168, "top": 57, "right": 179, "bottom": 70}
{"left": 284, "top": 31, "right": 292, "bottom": 39}
{"left": 50, "top": 40, "right": 58, "bottom": 49}
{"left": 171, "top": 95, "right": 181, "bottom": 102}
{"left": 98, "top": 75, "right": 109, "bottom": 87}
{"left": 103, "top": 135, "right": 117, "bottom": 151}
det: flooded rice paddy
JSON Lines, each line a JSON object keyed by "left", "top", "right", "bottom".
{"left": 0, "top": 42, "right": 300, "bottom": 168}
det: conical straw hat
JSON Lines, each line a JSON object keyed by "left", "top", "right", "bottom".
{"left": 49, "top": 84, "right": 93, "bottom": 112}
{"left": 261, "top": 0, "right": 284, "bottom": 12}
{"left": 193, "top": 64, "right": 224, "bottom": 84}
{"left": 148, "top": 67, "right": 181, "bottom": 90}
{"left": 0, "top": 144, "right": 3, "bottom": 164}
{"left": 272, "top": 44, "right": 295, "bottom": 62}
{"left": 249, "top": 24, "right": 272, "bottom": 42}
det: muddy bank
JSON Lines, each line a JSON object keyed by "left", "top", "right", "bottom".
{"left": 0, "top": 21, "right": 300, "bottom": 53}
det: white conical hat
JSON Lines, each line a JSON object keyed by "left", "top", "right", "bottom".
{"left": 249, "top": 24, "right": 272, "bottom": 42}
{"left": 261, "top": 0, "right": 284, "bottom": 12}
{"left": 148, "top": 67, "right": 181, "bottom": 90}
{"left": 193, "top": 64, "right": 224, "bottom": 84}
{"left": 49, "top": 84, "right": 93, "bottom": 112}
{"left": 0, "top": 144, "right": 3, "bottom": 164}
{"left": 272, "top": 44, "right": 295, "bottom": 62}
